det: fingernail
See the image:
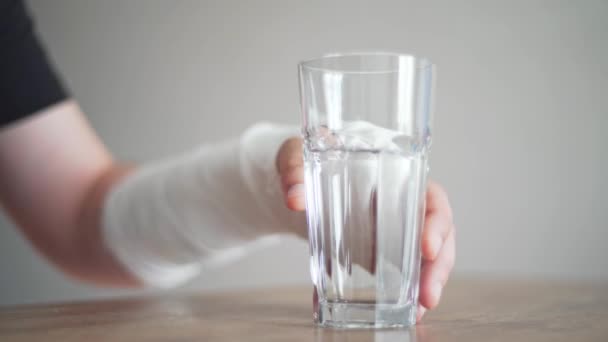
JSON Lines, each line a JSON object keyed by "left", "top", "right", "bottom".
{"left": 432, "top": 282, "right": 443, "bottom": 304}
{"left": 287, "top": 183, "right": 305, "bottom": 198}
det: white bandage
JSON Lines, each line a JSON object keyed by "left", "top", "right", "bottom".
{"left": 102, "top": 123, "right": 306, "bottom": 288}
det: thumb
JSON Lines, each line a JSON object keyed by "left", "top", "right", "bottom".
{"left": 276, "top": 137, "right": 306, "bottom": 211}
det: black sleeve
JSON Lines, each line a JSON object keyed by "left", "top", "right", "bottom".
{"left": 0, "top": 0, "right": 69, "bottom": 127}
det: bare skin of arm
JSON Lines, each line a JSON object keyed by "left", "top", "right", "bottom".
{"left": 0, "top": 99, "right": 140, "bottom": 287}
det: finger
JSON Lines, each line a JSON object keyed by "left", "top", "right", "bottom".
{"left": 422, "top": 182, "right": 453, "bottom": 260}
{"left": 276, "top": 137, "right": 306, "bottom": 211}
{"left": 422, "top": 209, "right": 452, "bottom": 261}
{"left": 418, "top": 227, "right": 456, "bottom": 309}
{"left": 416, "top": 305, "right": 427, "bottom": 322}
{"left": 285, "top": 183, "right": 306, "bottom": 211}
{"left": 426, "top": 181, "right": 453, "bottom": 220}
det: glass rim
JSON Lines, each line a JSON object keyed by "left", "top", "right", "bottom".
{"left": 299, "top": 51, "right": 434, "bottom": 74}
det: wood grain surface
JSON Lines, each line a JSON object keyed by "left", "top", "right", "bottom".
{"left": 1, "top": 276, "right": 607, "bottom": 341}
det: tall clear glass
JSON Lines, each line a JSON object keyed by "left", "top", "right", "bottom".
{"left": 299, "top": 53, "right": 435, "bottom": 328}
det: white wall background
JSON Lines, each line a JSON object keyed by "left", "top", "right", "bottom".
{"left": 0, "top": 0, "right": 606, "bottom": 306}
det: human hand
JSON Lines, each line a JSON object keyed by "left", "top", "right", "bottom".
{"left": 276, "top": 137, "right": 455, "bottom": 321}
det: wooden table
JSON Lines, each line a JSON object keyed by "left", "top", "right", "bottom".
{"left": 1, "top": 277, "right": 607, "bottom": 341}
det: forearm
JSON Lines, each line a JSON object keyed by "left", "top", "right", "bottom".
{"left": 0, "top": 99, "right": 305, "bottom": 288}
{"left": 0, "top": 100, "right": 141, "bottom": 286}
{"left": 102, "top": 123, "right": 305, "bottom": 288}
{"left": 68, "top": 163, "right": 141, "bottom": 286}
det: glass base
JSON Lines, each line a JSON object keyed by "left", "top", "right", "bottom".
{"left": 315, "top": 301, "right": 417, "bottom": 329}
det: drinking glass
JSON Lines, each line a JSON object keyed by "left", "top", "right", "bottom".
{"left": 299, "top": 52, "right": 435, "bottom": 328}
